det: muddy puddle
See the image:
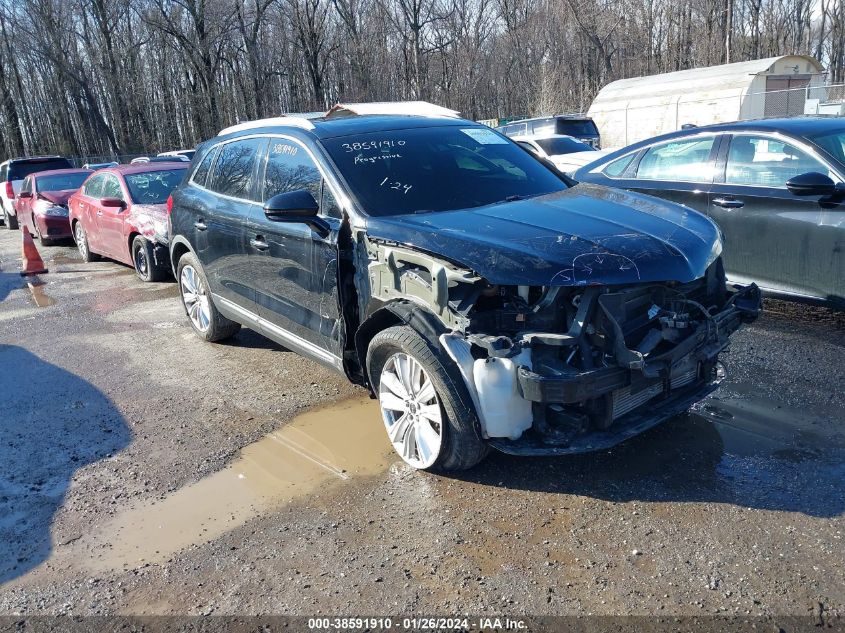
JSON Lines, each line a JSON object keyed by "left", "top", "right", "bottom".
{"left": 27, "top": 281, "right": 56, "bottom": 308}
{"left": 84, "top": 395, "right": 388, "bottom": 572}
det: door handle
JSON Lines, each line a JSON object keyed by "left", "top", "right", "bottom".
{"left": 250, "top": 236, "right": 269, "bottom": 251}
{"left": 194, "top": 219, "right": 208, "bottom": 231}
{"left": 712, "top": 197, "right": 744, "bottom": 209}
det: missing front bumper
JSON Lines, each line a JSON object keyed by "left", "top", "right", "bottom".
{"left": 487, "top": 283, "right": 761, "bottom": 454}
{"left": 488, "top": 379, "right": 719, "bottom": 456}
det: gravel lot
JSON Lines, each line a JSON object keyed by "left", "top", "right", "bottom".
{"left": 0, "top": 228, "right": 843, "bottom": 620}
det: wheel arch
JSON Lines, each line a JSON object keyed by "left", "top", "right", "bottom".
{"left": 127, "top": 231, "right": 142, "bottom": 257}
{"left": 354, "top": 299, "right": 449, "bottom": 391}
{"left": 169, "top": 235, "right": 195, "bottom": 272}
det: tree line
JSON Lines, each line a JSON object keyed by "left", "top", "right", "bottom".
{"left": 0, "top": 0, "right": 841, "bottom": 160}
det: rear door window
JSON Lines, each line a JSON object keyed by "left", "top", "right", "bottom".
{"left": 636, "top": 136, "right": 717, "bottom": 182}
{"left": 83, "top": 174, "right": 105, "bottom": 198}
{"left": 208, "top": 138, "right": 266, "bottom": 200}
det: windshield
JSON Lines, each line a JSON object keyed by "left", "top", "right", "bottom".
{"left": 124, "top": 169, "right": 186, "bottom": 204}
{"left": 36, "top": 172, "right": 90, "bottom": 192}
{"left": 809, "top": 129, "right": 845, "bottom": 164}
{"left": 535, "top": 137, "right": 593, "bottom": 155}
{"left": 322, "top": 126, "right": 567, "bottom": 216}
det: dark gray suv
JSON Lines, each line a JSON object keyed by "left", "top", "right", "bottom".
{"left": 168, "top": 105, "right": 759, "bottom": 471}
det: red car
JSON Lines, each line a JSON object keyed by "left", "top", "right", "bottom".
{"left": 15, "top": 169, "right": 92, "bottom": 245}
{"left": 69, "top": 163, "right": 187, "bottom": 282}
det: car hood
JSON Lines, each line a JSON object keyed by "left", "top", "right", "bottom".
{"left": 365, "top": 184, "right": 721, "bottom": 286}
{"left": 39, "top": 190, "right": 76, "bottom": 206}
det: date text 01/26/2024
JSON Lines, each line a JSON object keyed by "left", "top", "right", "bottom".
{"left": 307, "top": 617, "right": 527, "bottom": 630}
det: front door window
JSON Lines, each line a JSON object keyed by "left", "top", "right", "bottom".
{"left": 725, "top": 135, "right": 834, "bottom": 187}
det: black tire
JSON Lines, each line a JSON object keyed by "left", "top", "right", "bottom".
{"left": 4, "top": 205, "right": 18, "bottom": 230}
{"left": 73, "top": 220, "right": 99, "bottom": 262}
{"left": 32, "top": 220, "right": 54, "bottom": 247}
{"left": 176, "top": 251, "right": 240, "bottom": 342}
{"left": 367, "top": 325, "right": 489, "bottom": 471}
{"left": 132, "top": 235, "right": 167, "bottom": 282}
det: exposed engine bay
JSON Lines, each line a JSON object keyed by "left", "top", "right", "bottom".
{"left": 360, "top": 238, "right": 761, "bottom": 455}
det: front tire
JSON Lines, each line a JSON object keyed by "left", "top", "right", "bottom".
{"left": 73, "top": 221, "right": 98, "bottom": 262}
{"left": 177, "top": 252, "right": 240, "bottom": 342}
{"left": 367, "top": 325, "right": 489, "bottom": 471}
{"left": 32, "top": 220, "right": 54, "bottom": 246}
{"left": 132, "top": 236, "right": 166, "bottom": 282}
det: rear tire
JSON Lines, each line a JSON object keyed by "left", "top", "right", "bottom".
{"left": 367, "top": 325, "right": 489, "bottom": 471}
{"left": 177, "top": 252, "right": 240, "bottom": 342}
{"left": 73, "top": 220, "right": 98, "bottom": 262}
{"left": 132, "top": 236, "right": 167, "bottom": 282}
{"left": 4, "top": 205, "right": 18, "bottom": 230}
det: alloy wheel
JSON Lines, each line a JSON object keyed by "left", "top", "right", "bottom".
{"left": 378, "top": 352, "right": 443, "bottom": 469}
{"left": 180, "top": 265, "right": 211, "bottom": 332}
{"left": 135, "top": 244, "right": 149, "bottom": 278}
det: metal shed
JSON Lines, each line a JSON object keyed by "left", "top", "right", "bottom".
{"left": 588, "top": 55, "right": 826, "bottom": 148}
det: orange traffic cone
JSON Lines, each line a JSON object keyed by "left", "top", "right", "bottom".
{"left": 20, "top": 228, "right": 48, "bottom": 276}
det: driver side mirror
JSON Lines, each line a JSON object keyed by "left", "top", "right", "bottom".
{"left": 263, "top": 189, "right": 330, "bottom": 236}
{"left": 100, "top": 197, "right": 126, "bottom": 209}
{"left": 18, "top": 191, "right": 32, "bottom": 199}
{"left": 786, "top": 172, "right": 838, "bottom": 197}
{"left": 263, "top": 190, "right": 319, "bottom": 220}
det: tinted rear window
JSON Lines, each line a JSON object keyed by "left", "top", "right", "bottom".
{"left": 322, "top": 125, "right": 567, "bottom": 216}
{"left": 36, "top": 172, "right": 90, "bottom": 192}
{"left": 207, "top": 138, "right": 265, "bottom": 200}
{"left": 556, "top": 120, "right": 599, "bottom": 137}
{"left": 191, "top": 146, "right": 218, "bottom": 187}
{"left": 125, "top": 169, "right": 187, "bottom": 204}
{"left": 8, "top": 158, "right": 73, "bottom": 181}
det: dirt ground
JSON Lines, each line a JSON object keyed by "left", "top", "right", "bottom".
{"left": 0, "top": 228, "right": 843, "bottom": 621}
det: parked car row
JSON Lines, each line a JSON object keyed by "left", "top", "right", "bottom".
{"left": 19, "top": 104, "right": 842, "bottom": 472}
{"left": 0, "top": 151, "right": 192, "bottom": 282}
{"left": 574, "top": 117, "right": 845, "bottom": 309}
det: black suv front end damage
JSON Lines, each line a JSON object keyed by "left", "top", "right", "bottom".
{"left": 357, "top": 182, "right": 764, "bottom": 457}
{"left": 360, "top": 224, "right": 761, "bottom": 456}
{"left": 437, "top": 265, "right": 760, "bottom": 455}
{"left": 479, "top": 277, "right": 759, "bottom": 454}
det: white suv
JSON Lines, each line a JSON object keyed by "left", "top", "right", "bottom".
{"left": 0, "top": 156, "right": 73, "bottom": 229}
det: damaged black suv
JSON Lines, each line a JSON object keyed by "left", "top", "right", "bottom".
{"left": 168, "top": 103, "right": 761, "bottom": 471}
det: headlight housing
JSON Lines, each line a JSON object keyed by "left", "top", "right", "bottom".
{"left": 704, "top": 234, "right": 723, "bottom": 269}
{"left": 41, "top": 206, "right": 68, "bottom": 217}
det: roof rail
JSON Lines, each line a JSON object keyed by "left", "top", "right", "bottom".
{"left": 325, "top": 101, "right": 461, "bottom": 119}
{"left": 218, "top": 116, "right": 315, "bottom": 136}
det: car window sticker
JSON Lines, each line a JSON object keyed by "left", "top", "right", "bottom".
{"left": 460, "top": 128, "right": 509, "bottom": 145}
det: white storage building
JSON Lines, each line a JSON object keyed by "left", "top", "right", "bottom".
{"left": 588, "top": 55, "right": 826, "bottom": 148}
